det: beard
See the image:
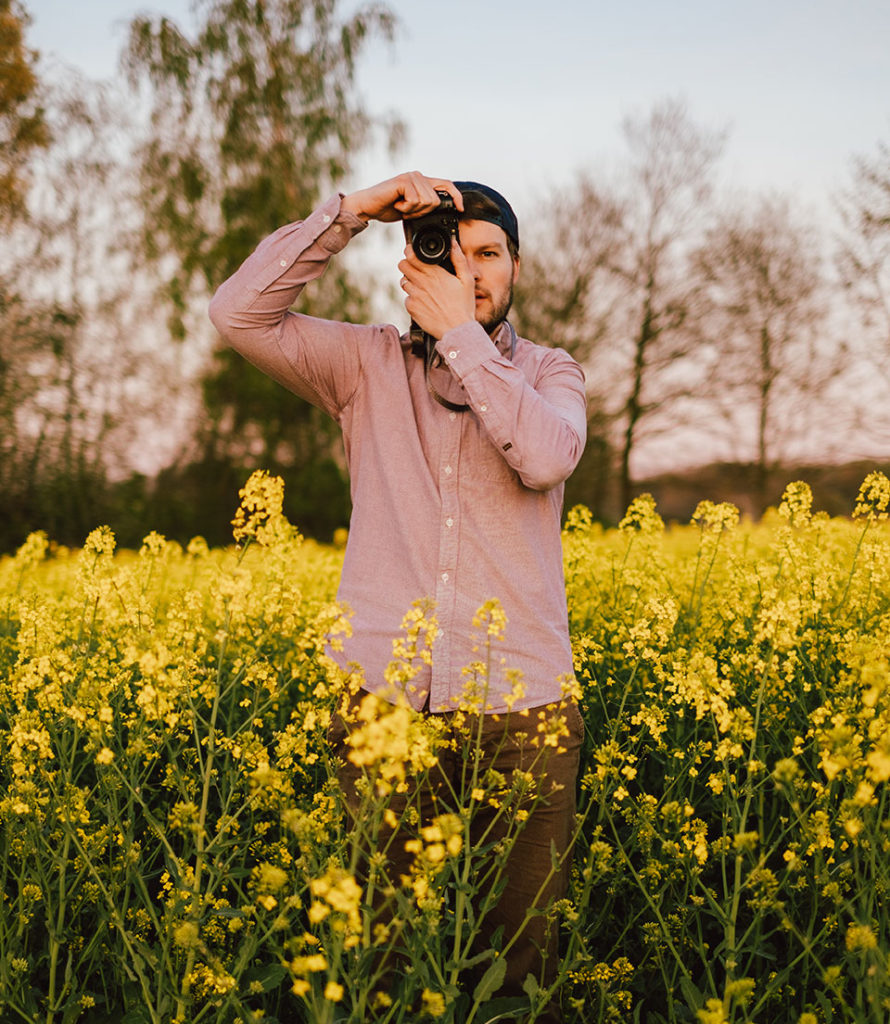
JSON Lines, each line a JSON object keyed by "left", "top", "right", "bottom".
{"left": 476, "top": 282, "right": 514, "bottom": 336}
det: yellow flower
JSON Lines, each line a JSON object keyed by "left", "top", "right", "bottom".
{"left": 173, "top": 921, "right": 199, "bottom": 948}
{"left": 255, "top": 862, "right": 289, "bottom": 892}
{"left": 866, "top": 742, "right": 890, "bottom": 783}
{"left": 853, "top": 470, "right": 890, "bottom": 520}
{"left": 692, "top": 499, "right": 740, "bottom": 532}
{"left": 845, "top": 923, "right": 877, "bottom": 952}
{"left": 696, "top": 998, "right": 729, "bottom": 1024}
{"left": 231, "top": 469, "right": 296, "bottom": 545}
{"left": 308, "top": 901, "right": 329, "bottom": 924}
{"left": 777, "top": 481, "right": 813, "bottom": 526}
{"left": 83, "top": 525, "right": 116, "bottom": 558}
{"left": 13, "top": 531, "right": 48, "bottom": 568}
{"left": 324, "top": 981, "right": 344, "bottom": 1002}
{"left": 619, "top": 493, "right": 664, "bottom": 535}
{"left": 309, "top": 867, "right": 362, "bottom": 934}
{"left": 421, "top": 989, "right": 447, "bottom": 1017}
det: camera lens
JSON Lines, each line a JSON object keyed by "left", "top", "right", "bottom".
{"left": 416, "top": 229, "right": 448, "bottom": 263}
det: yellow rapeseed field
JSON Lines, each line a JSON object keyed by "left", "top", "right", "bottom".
{"left": 1, "top": 471, "right": 888, "bottom": 1023}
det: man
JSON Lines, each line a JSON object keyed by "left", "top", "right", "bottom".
{"left": 209, "top": 172, "right": 587, "bottom": 1021}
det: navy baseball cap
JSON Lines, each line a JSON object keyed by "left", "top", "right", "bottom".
{"left": 453, "top": 181, "right": 519, "bottom": 251}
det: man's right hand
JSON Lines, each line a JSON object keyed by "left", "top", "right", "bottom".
{"left": 341, "top": 172, "right": 463, "bottom": 224}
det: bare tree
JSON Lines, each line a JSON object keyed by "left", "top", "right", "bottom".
{"left": 692, "top": 194, "right": 836, "bottom": 503}
{"left": 835, "top": 137, "right": 890, "bottom": 455}
{"left": 0, "top": 71, "right": 162, "bottom": 547}
{"left": 511, "top": 177, "right": 626, "bottom": 517}
{"left": 514, "top": 98, "right": 726, "bottom": 515}
{"left": 838, "top": 138, "right": 890, "bottom": 363}
{"left": 610, "top": 100, "right": 727, "bottom": 510}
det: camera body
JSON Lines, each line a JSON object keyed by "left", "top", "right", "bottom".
{"left": 403, "top": 190, "right": 459, "bottom": 274}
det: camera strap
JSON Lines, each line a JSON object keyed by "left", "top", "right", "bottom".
{"left": 415, "top": 321, "right": 518, "bottom": 414}
{"left": 424, "top": 340, "right": 470, "bottom": 413}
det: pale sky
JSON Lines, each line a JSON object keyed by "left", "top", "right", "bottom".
{"left": 23, "top": 0, "right": 890, "bottom": 218}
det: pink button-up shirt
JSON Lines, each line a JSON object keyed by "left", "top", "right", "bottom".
{"left": 209, "top": 194, "right": 587, "bottom": 713}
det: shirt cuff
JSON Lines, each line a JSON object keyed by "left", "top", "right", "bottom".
{"left": 434, "top": 321, "right": 500, "bottom": 381}
{"left": 315, "top": 193, "right": 368, "bottom": 253}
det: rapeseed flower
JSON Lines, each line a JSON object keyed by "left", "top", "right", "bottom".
{"left": 421, "top": 989, "right": 447, "bottom": 1017}
{"left": 853, "top": 470, "right": 890, "bottom": 521}
{"left": 3, "top": 471, "right": 890, "bottom": 1022}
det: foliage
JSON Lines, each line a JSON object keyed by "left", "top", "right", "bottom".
{"left": 2, "top": 471, "right": 890, "bottom": 1022}
{"left": 122, "top": 0, "right": 402, "bottom": 536}
{"left": 0, "top": 0, "right": 48, "bottom": 221}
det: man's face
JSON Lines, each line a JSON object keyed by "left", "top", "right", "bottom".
{"left": 456, "top": 219, "right": 520, "bottom": 335}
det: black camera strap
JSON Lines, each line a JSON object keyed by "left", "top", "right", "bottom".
{"left": 423, "top": 337, "right": 470, "bottom": 413}
{"left": 413, "top": 322, "right": 517, "bottom": 414}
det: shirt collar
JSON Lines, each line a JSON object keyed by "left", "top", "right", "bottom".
{"left": 492, "top": 320, "right": 517, "bottom": 360}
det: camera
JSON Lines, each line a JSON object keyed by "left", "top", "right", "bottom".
{"left": 403, "top": 190, "right": 459, "bottom": 274}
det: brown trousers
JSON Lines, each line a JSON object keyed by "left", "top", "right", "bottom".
{"left": 329, "top": 696, "right": 584, "bottom": 1023}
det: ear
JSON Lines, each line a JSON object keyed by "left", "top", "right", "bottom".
{"left": 512, "top": 255, "right": 520, "bottom": 285}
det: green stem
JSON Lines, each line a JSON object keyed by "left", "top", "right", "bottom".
{"left": 175, "top": 601, "right": 231, "bottom": 1021}
{"left": 44, "top": 830, "right": 72, "bottom": 1024}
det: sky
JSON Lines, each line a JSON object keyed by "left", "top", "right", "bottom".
{"left": 23, "top": 0, "right": 890, "bottom": 220}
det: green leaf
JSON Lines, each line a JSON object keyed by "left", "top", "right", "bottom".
{"left": 244, "top": 962, "right": 289, "bottom": 992}
{"left": 460, "top": 948, "right": 496, "bottom": 972}
{"left": 521, "top": 972, "right": 539, "bottom": 1002}
{"left": 473, "top": 954, "right": 507, "bottom": 1003}
{"left": 678, "top": 975, "right": 704, "bottom": 1012}
{"left": 478, "top": 996, "right": 531, "bottom": 1023}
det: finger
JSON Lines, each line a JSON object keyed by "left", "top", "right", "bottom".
{"left": 399, "top": 250, "right": 419, "bottom": 275}
{"left": 399, "top": 173, "right": 463, "bottom": 218}
{"left": 428, "top": 179, "right": 464, "bottom": 212}
{"left": 398, "top": 254, "right": 427, "bottom": 287}
{"left": 395, "top": 173, "right": 442, "bottom": 217}
{"left": 400, "top": 246, "right": 431, "bottom": 274}
{"left": 450, "top": 237, "right": 471, "bottom": 279}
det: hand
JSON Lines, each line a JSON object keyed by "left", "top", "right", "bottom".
{"left": 399, "top": 238, "right": 475, "bottom": 339}
{"left": 341, "top": 171, "right": 463, "bottom": 224}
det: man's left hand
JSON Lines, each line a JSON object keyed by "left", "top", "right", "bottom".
{"left": 399, "top": 239, "right": 475, "bottom": 339}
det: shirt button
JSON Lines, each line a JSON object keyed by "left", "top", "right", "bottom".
{"left": 441, "top": 572, "right": 449, "bottom": 583}
{"left": 449, "top": 412, "right": 457, "bottom": 421}
{"left": 448, "top": 350, "right": 458, "bottom": 360}
{"left": 323, "top": 214, "right": 331, "bottom": 223}
{"left": 279, "top": 259, "right": 287, "bottom": 267}
{"left": 444, "top": 465, "right": 452, "bottom": 476}
{"left": 480, "top": 403, "right": 488, "bottom": 412}
{"left": 446, "top": 517, "right": 453, "bottom": 528}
